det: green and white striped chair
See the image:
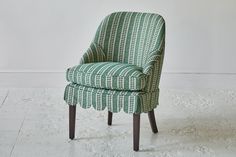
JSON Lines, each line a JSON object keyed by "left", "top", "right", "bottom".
{"left": 64, "top": 12, "right": 165, "bottom": 151}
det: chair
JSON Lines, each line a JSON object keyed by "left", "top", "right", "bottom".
{"left": 64, "top": 12, "right": 165, "bottom": 151}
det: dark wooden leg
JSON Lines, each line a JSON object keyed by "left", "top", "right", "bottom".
{"left": 108, "top": 111, "right": 113, "bottom": 126}
{"left": 69, "top": 105, "right": 76, "bottom": 139}
{"left": 148, "top": 109, "right": 158, "bottom": 133}
{"left": 133, "top": 113, "right": 140, "bottom": 151}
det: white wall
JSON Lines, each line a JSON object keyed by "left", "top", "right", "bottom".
{"left": 0, "top": 0, "right": 236, "bottom": 88}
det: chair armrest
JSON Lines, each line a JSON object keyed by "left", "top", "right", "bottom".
{"left": 142, "top": 50, "right": 162, "bottom": 75}
{"left": 80, "top": 42, "right": 106, "bottom": 64}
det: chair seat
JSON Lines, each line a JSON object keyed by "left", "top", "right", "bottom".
{"left": 66, "top": 62, "right": 147, "bottom": 91}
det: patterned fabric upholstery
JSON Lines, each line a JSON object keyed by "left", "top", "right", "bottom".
{"left": 80, "top": 43, "right": 106, "bottom": 64}
{"left": 64, "top": 83, "right": 159, "bottom": 113}
{"left": 66, "top": 62, "right": 146, "bottom": 91}
{"left": 64, "top": 12, "right": 165, "bottom": 113}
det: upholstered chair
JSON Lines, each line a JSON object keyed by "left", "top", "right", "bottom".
{"left": 64, "top": 12, "right": 165, "bottom": 151}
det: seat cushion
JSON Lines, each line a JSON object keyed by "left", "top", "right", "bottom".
{"left": 66, "top": 62, "right": 147, "bottom": 91}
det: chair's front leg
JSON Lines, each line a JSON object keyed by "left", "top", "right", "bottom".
{"left": 69, "top": 105, "right": 76, "bottom": 139}
{"left": 133, "top": 113, "right": 140, "bottom": 151}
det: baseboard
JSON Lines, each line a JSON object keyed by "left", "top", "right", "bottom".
{"left": 0, "top": 72, "right": 235, "bottom": 89}
{"left": 0, "top": 72, "right": 66, "bottom": 88}
{"left": 160, "top": 72, "right": 236, "bottom": 89}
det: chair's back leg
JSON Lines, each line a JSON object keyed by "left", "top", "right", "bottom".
{"left": 133, "top": 113, "right": 140, "bottom": 151}
{"left": 108, "top": 111, "right": 113, "bottom": 126}
{"left": 69, "top": 105, "right": 76, "bottom": 139}
{"left": 148, "top": 109, "right": 158, "bottom": 133}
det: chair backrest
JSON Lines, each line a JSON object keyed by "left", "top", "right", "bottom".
{"left": 93, "top": 12, "right": 165, "bottom": 67}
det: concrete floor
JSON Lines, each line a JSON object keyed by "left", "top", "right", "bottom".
{"left": 0, "top": 88, "right": 235, "bottom": 157}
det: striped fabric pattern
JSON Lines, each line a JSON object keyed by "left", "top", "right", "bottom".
{"left": 80, "top": 43, "right": 106, "bottom": 64}
{"left": 64, "top": 83, "right": 159, "bottom": 113}
{"left": 94, "top": 12, "right": 165, "bottom": 67}
{"left": 64, "top": 12, "right": 165, "bottom": 113}
{"left": 66, "top": 62, "right": 147, "bottom": 91}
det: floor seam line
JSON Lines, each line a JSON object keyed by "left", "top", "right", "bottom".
{"left": 9, "top": 113, "right": 27, "bottom": 157}
{"left": 0, "top": 90, "right": 9, "bottom": 108}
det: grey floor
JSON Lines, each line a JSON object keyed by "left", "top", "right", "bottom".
{"left": 0, "top": 88, "right": 236, "bottom": 157}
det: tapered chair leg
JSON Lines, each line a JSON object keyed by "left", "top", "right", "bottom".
{"left": 108, "top": 111, "right": 113, "bottom": 126}
{"left": 133, "top": 113, "right": 140, "bottom": 151}
{"left": 148, "top": 109, "right": 158, "bottom": 133}
{"left": 69, "top": 105, "right": 76, "bottom": 139}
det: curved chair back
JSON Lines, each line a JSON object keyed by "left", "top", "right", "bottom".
{"left": 93, "top": 12, "right": 165, "bottom": 68}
